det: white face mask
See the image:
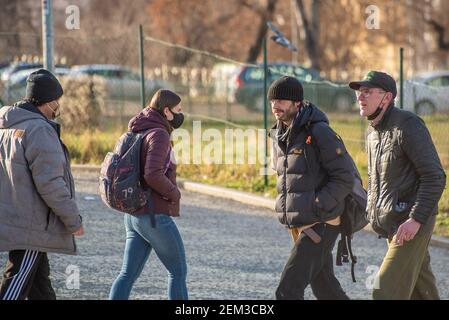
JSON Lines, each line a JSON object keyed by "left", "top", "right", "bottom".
{"left": 45, "top": 101, "right": 60, "bottom": 119}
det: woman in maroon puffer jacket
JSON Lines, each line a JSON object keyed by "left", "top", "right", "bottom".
{"left": 110, "top": 89, "right": 188, "bottom": 300}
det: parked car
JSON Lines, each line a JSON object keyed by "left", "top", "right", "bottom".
{"left": 211, "top": 63, "right": 242, "bottom": 102}
{"left": 0, "top": 62, "right": 65, "bottom": 83}
{"left": 0, "top": 62, "right": 11, "bottom": 76}
{"left": 403, "top": 71, "right": 449, "bottom": 115}
{"left": 231, "top": 63, "right": 356, "bottom": 112}
{"left": 0, "top": 67, "right": 70, "bottom": 106}
{"left": 68, "top": 64, "right": 172, "bottom": 103}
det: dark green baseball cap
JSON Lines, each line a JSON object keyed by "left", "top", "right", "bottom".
{"left": 349, "top": 70, "right": 397, "bottom": 98}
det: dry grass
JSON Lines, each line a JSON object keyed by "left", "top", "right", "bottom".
{"left": 62, "top": 115, "right": 449, "bottom": 236}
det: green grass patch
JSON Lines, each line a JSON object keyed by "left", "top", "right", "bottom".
{"left": 62, "top": 128, "right": 122, "bottom": 164}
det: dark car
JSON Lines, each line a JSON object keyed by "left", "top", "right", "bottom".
{"left": 234, "top": 63, "right": 356, "bottom": 112}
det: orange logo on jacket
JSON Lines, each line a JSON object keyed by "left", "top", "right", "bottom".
{"left": 14, "top": 129, "right": 25, "bottom": 139}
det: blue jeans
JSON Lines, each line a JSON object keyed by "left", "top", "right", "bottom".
{"left": 109, "top": 213, "right": 188, "bottom": 300}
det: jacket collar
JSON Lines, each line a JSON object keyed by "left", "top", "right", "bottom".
{"left": 269, "top": 102, "right": 328, "bottom": 144}
{"left": 17, "top": 100, "right": 46, "bottom": 117}
{"left": 16, "top": 100, "right": 61, "bottom": 137}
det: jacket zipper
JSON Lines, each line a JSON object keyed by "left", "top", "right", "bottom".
{"left": 375, "top": 131, "right": 383, "bottom": 208}
{"left": 45, "top": 209, "right": 51, "bottom": 231}
{"left": 283, "top": 140, "right": 290, "bottom": 228}
{"left": 61, "top": 143, "right": 74, "bottom": 199}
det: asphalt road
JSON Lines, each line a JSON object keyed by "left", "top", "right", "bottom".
{"left": 1, "top": 171, "right": 448, "bottom": 300}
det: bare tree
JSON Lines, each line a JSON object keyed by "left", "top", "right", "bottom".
{"left": 428, "top": 20, "right": 449, "bottom": 50}
{"left": 240, "top": 0, "right": 278, "bottom": 63}
{"left": 295, "top": 0, "right": 321, "bottom": 70}
{"left": 0, "top": 0, "right": 41, "bottom": 62}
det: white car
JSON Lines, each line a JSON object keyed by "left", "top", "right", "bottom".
{"left": 0, "top": 67, "right": 70, "bottom": 106}
{"left": 68, "top": 64, "right": 172, "bottom": 103}
{"left": 403, "top": 71, "right": 449, "bottom": 115}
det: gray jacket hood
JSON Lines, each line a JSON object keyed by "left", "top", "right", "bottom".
{"left": 0, "top": 101, "right": 47, "bottom": 129}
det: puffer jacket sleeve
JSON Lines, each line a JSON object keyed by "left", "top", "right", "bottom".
{"left": 312, "top": 123, "right": 355, "bottom": 213}
{"left": 143, "top": 128, "right": 181, "bottom": 202}
{"left": 401, "top": 117, "right": 446, "bottom": 224}
{"left": 270, "top": 139, "right": 278, "bottom": 171}
{"left": 24, "top": 125, "right": 82, "bottom": 233}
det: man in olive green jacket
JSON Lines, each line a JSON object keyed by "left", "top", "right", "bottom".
{"left": 349, "top": 71, "right": 446, "bottom": 299}
{"left": 0, "top": 69, "right": 84, "bottom": 300}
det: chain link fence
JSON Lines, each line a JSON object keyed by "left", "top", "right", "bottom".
{"left": 1, "top": 31, "right": 448, "bottom": 167}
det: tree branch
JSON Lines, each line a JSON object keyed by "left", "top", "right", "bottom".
{"left": 427, "top": 19, "right": 449, "bottom": 50}
{"left": 245, "top": 0, "right": 277, "bottom": 62}
{"left": 238, "top": 0, "right": 264, "bottom": 17}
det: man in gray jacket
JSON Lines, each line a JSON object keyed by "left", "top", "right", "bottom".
{"left": 0, "top": 69, "right": 84, "bottom": 300}
{"left": 349, "top": 70, "right": 446, "bottom": 299}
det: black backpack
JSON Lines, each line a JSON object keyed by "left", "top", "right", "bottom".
{"left": 335, "top": 157, "right": 368, "bottom": 282}
{"left": 99, "top": 129, "right": 156, "bottom": 227}
{"left": 304, "top": 121, "right": 368, "bottom": 282}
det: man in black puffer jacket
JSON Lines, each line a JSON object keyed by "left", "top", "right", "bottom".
{"left": 269, "top": 76, "right": 355, "bottom": 300}
{"left": 349, "top": 71, "right": 446, "bottom": 299}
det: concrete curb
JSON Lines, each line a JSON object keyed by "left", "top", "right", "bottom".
{"left": 72, "top": 164, "right": 101, "bottom": 172}
{"left": 71, "top": 164, "right": 449, "bottom": 250}
{"left": 177, "top": 179, "right": 275, "bottom": 210}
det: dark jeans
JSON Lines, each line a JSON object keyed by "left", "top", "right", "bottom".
{"left": 0, "top": 250, "right": 56, "bottom": 300}
{"left": 276, "top": 223, "right": 349, "bottom": 300}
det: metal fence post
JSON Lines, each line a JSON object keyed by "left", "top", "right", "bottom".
{"left": 139, "top": 24, "right": 145, "bottom": 109}
{"left": 42, "top": 0, "right": 54, "bottom": 72}
{"left": 263, "top": 37, "right": 268, "bottom": 187}
{"left": 400, "top": 47, "right": 404, "bottom": 109}
{"left": 225, "top": 75, "right": 230, "bottom": 121}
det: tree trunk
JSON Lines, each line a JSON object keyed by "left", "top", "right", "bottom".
{"left": 296, "top": 0, "right": 321, "bottom": 70}
{"left": 427, "top": 19, "right": 449, "bottom": 50}
{"left": 245, "top": 0, "right": 277, "bottom": 63}
{"left": 0, "top": 0, "right": 20, "bottom": 61}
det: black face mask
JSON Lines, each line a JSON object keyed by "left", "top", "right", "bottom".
{"left": 367, "top": 93, "right": 387, "bottom": 121}
{"left": 168, "top": 110, "right": 184, "bottom": 129}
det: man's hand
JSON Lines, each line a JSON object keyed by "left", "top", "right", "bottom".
{"left": 394, "top": 218, "right": 421, "bottom": 246}
{"left": 72, "top": 226, "right": 84, "bottom": 236}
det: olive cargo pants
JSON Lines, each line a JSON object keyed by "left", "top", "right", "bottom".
{"left": 373, "top": 225, "right": 440, "bottom": 300}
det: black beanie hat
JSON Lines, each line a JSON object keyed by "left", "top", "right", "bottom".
{"left": 268, "top": 76, "right": 303, "bottom": 102}
{"left": 25, "top": 69, "right": 63, "bottom": 105}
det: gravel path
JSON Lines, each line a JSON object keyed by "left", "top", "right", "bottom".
{"left": 1, "top": 171, "right": 448, "bottom": 300}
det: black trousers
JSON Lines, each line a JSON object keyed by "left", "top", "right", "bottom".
{"left": 276, "top": 223, "right": 349, "bottom": 300}
{"left": 0, "top": 250, "right": 56, "bottom": 300}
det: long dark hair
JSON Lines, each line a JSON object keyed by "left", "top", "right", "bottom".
{"left": 148, "top": 89, "right": 181, "bottom": 112}
{"left": 148, "top": 89, "right": 181, "bottom": 134}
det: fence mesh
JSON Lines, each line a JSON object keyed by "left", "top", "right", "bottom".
{"left": 1, "top": 31, "right": 448, "bottom": 168}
